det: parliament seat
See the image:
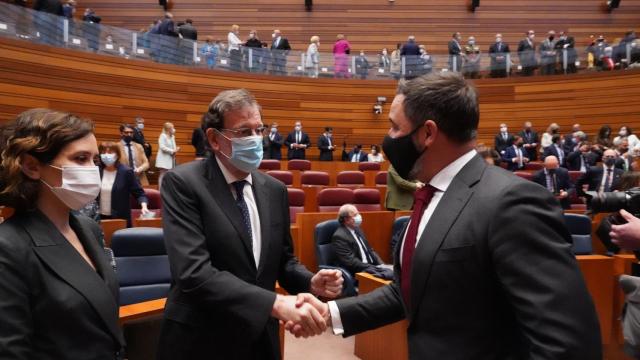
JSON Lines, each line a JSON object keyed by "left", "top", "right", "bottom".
{"left": 375, "top": 171, "right": 388, "bottom": 186}
{"left": 569, "top": 171, "right": 583, "bottom": 184}
{"left": 267, "top": 170, "right": 294, "bottom": 186}
{"left": 514, "top": 171, "right": 533, "bottom": 181}
{"left": 354, "top": 188, "right": 382, "bottom": 212}
{"left": 288, "top": 159, "right": 312, "bottom": 171}
{"left": 314, "top": 219, "right": 357, "bottom": 297}
{"left": 337, "top": 171, "right": 365, "bottom": 187}
{"left": 358, "top": 162, "right": 381, "bottom": 171}
{"left": 524, "top": 162, "right": 544, "bottom": 171}
{"left": 259, "top": 159, "right": 281, "bottom": 171}
{"left": 317, "top": 188, "right": 354, "bottom": 212}
{"left": 301, "top": 171, "right": 330, "bottom": 186}
{"left": 563, "top": 213, "right": 593, "bottom": 255}
{"left": 287, "top": 188, "right": 305, "bottom": 224}
{"left": 131, "top": 188, "right": 162, "bottom": 220}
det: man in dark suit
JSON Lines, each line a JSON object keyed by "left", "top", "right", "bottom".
{"left": 502, "top": 135, "right": 529, "bottom": 171}
{"left": 271, "top": 29, "right": 291, "bottom": 75}
{"left": 133, "top": 116, "right": 152, "bottom": 159}
{"left": 157, "top": 89, "right": 342, "bottom": 360}
{"left": 556, "top": 31, "right": 578, "bottom": 73}
{"left": 331, "top": 204, "right": 388, "bottom": 277}
{"left": 346, "top": 144, "right": 367, "bottom": 162}
{"left": 267, "top": 123, "right": 284, "bottom": 160}
{"left": 317, "top": 127, "right": 335, "bottom": 161}
{"left": 291, "top": 72, "right": 601, "bottom": 359}
{"left": 518, "top": 30, "right": 537, "bottom": 76}
{"left": 494, "top": 123, "right": 514, "bottom": 156}
{"left": 543, "top": 134, "right": 567, "bottom": 167}
{"left": 563, "top": 124, "right": 581, "bottom": 154}
{"left": 566, "top": 141, "right": 598, "bottom": 172}
{"left": 532, "top": 156, "right": 574, "bottom": 209}
{"left": 448, "top": 32, "right": 463, "bottom": 72}
{"left": 284, "top": 121, "right": 311, "bottom": 160}
{"left": 538, "top": 30, "right": 558, "bottom": 75}
{"left": 615, "top": 139, "right": 635, "bottom": 171}
{"left": 178, "top": 19, "right": 197, "bottom": 40}
{"left": 191, "top": 126, "right": 207, "bottom": 159}
{"left": 488, "top": 33, "right": 510, "bottom": 78}
{"left": 518, "top": 121, "right": 539, "bottom": 161}
{"left": 576, "top": 149, "right": 624, "bottom": 197}
{"left": 401, "top": 35, "right": 421, "bottom": 78}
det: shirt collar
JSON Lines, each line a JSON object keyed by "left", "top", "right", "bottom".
{"left": 429, "top": 149, "right": 477, "bottom": 192}
{"left": 215, "top": 155, "right": 252, "bottom": 185}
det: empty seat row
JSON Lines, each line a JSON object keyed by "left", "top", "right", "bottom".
{"left": 260, "top": 159, "right": 382, "bottom": 172}
{"left": 286, "top": 187, "right": 382, "bottom": 223}
{"left": 268, "top": 170, "right": 388, "bottom": 187}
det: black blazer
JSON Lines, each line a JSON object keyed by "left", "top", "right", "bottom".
{"left": 157, "top": 157, "right": 313, "bottom": 360}
{"left": 502, "top": 145, "right": 527, "bottom": 171}
{"left": 566, "top": 150, "right": 597, "bottom": 171}
{"left": 542, "top": 144, "right": 567, "bottom": 167}
{"left": 284, "top": 131, "right": 311, "bottom": 160}
{"left": 271, "top": 37, "right": 291, "bottom": 51}
{"left": 267, "top": 132, "right": 284, "bottom": 160}
{"left": 517, "top": 39, "right": 537, "bottom": 66}
{"left": 0, "top": 210, "right": 124, "bottom": 359}
{"left": 178, "top": 23, "right": 197, "bottom": 41}
{"left": 494, "top": 133, "right": 514, "bottom": 154}
{"left": 334, "top": 155, "right": 601, "bottom": 359}
{"left": 532, "top": 168, "right": 575, "bottom": 209}
{"left": 191, "top": 127, "right": 207, "bottom": 157}
{"left": 346, "top": 150, "right": 368, "bottom": 162}
{"left": 576, "top": 165, "right": 624, "bottom": 197}
{"left": 331, "top": 225, "right": 383, "bottom": 276}
{"left": 33, "top": 0, "right": 63, "bottom": 15}
{"left": 99, "top": 164, "right": 147, "bottom": 227}
{"left": 317, "top": 135, "right": 334, "bottom": 161}
{"left": 518, "top": 129, "right": 539, "bottom": 159}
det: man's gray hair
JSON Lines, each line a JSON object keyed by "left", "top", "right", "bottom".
{"left": 337, "top": 204, "right": 357, "bottom": 224}
{"left": 201, "top": 89, "right": 260, "bottom": 130}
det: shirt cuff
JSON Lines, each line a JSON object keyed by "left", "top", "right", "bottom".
{"left": 328, "top": 301, "right": 344, "bottom": 335}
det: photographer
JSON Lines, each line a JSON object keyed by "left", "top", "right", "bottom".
{"left": 594, "top": 172, "right": 640, "bottom": 253}
{"left": 610, "top": 209, "right": 640, "bottom": 250}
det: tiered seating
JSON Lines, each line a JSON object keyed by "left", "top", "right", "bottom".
{"left": 317, "top": 188, "right": 355, "bottom": 212}
{"left": 301, "top": 171, "right": 330, "bottom": 186}
{"left": 287, "top": 188, "right": 305, "bottom": 224}
{"left": 336, "top": 171, "right": 365, "bottom": 187}
{"left": 358, "top": 162, "right": 381, "bottom": 171}
{"left": 259, "top": 159, "right": 281, "bottom": 171}
{"left": 267, "top": 170, "right": 293, "bottom": 186}
{"left": 354, "top": 188, "right": 382, "bottom": 212}
{"left": 131, "top": 188, "right": 161, "bottom": 219}
{"left": 375, "top": 171, "right": 388, "bottom": 186}
{"left": 288, "top": 159, "right": 312, "bottom": 171}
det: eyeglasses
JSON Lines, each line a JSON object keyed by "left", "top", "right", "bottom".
{"left": 219, "top": 126, "right": 266, "bottom": 137}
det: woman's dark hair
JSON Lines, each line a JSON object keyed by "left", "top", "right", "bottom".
{"left": 98, "top": 141, "right": 123, "bottom": 166}
{"left": 598, "top": 125, "right": 612, "bottom": 139}
{"left": 0, "top": 108, "right": 94, "bottom": 211}
{"left": 615, "top": 171, "right": 640, "bottom": 191}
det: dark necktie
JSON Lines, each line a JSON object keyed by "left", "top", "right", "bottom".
{"left": 126, "top": 143, "right": 134, "bottom": 168}
{"left": 355, "top": 230, "right": 374, "bottom": 264}
{"left": 604, "top": 169, "right": 613, "bottom": 192}
{"left": 401, "top": 185, "right": 437, "bottom": 307}
{"left": 233, "top": 180, "right": 253, "bottom": 242}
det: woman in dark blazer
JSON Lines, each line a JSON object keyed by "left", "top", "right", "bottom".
{"left": 98, "top": 141, "right": 149, "bottom": 227}
{"left": 0, "top": 108, "right": 125, "bottom": 359}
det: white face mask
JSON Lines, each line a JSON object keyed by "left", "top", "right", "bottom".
{"left": 295, "top": 126, "right": 301, "bottom": 131}
{"left": 41, "top": 165, "right": 101, "bottom": 210}
{"left": 500, "top": 127, "right": 508, "bottom": 133}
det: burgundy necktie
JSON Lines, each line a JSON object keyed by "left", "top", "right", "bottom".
{"left": 401, "top": 185, "right": 437, "bottom": 307}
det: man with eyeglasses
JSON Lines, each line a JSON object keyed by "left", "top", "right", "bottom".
{"left": 157, "top": 89, "right": 342, "bottom": 360}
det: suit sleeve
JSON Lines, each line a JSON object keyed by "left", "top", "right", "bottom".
{"left": 284, "top": 133, "right": 293, "bottom": 148}
{"left": 0, "top": 234, "right": 34, "bottom": 359}
{"left": 331, "top": 230, "right": 374, "bottom": 275}
{"left": 161, "top": 171, "right": 277, "bottom": 339}
{"left": 575, "top": 169, "right": 590, "bottom": 197}
{"left": 489, "top": 180, "right": 602, "bottom": 358}
{"left": 127, "top": 168, "right": 148, "bottom": 205}
{"left": 318, "top": 137, "right": 328, "bottom": 151}
{"left": 303, "top": 134, "right": 311, "bottom": 147}
{"left": 159, "top": 134, "right": 174, "bottom": 154}
{"left": 277, "top": 184, "right": 314, "bottom": 294}
{"left": 136, "top": 144, "right": 150, "bottom": 172}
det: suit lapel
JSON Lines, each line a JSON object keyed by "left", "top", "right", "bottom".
{"left": 204, "top": 157, "right": 255, "bottom": 266}
{"left": 23, "top": 210, "right": 124, "bottom": 346}
{"left": 251, "top": 172, "right": 272, "bottom": 276}
{"left": 408, "top": 156, "right": 485, "bottom": 321}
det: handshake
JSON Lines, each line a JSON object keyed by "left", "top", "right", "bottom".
{"left": 271, "top": 269, "right": 343, "bottom": 338}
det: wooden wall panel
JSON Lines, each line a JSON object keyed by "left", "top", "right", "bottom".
{"left": 0, "top": 37, "right": 639, "bottom": 167}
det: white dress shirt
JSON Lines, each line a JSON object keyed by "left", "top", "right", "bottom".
{"left": 215, "top": 156, "right": 262, "bottom": 267}
{"left": 347, "top": 227, "right": 369, "bottom": 264}
{"left": 329, "top": 149, "right": 478, "bottom": 334}
{"left": 599, "top": 165, "right": 615, "bottom": 193}
{"left": 99, "top": 169, "right": 117, "bottom": 216}
{"left": 228, "top": 32, "right": 242, "bottom": 51}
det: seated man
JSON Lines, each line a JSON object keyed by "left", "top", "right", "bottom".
{"left": 331, "top": 204, "right": 392, "bottom": 279}
{"left": 532, "top": 156, "right": 574, "bottom": 209}
{"left": 576, "top": 149, "right": 624, "bottom": 197}
{"left": 346, "top": 144, "right": 368, "bottom": 162}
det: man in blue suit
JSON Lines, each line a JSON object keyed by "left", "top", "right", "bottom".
{"left": 346, "top": 144, "right": 368, "bottom": 162}
{"left": 266, "top": 123, "right": 284, "bottom": 160}
{"left": 401, "top": 35, "right": 421, "bottom": 78}
{"left": 532, "top": 156, "right": 574, "bottom": 209}
{"left": 502, "top": 135, "right": 529, "bottom": 171}
{"left": 542, "top": 134, "right": 567, "bottom": 168}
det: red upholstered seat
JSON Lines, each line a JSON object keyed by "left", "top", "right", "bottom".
{"left": 287, "top": 188, "right": 305, "bottom": 223}
{"left": 317, "top": 188, "right": 355, "bottom": 212}
{"left": 375, "top": 171, "right": 388, "bottom": 186}
{"left": 301, "top": 171, "right": 330, "bottom": 186}
{"left": 353, "top": 188, "right": 381, "bottom": 211}
{"left": 336, "top": 171, "right": 365, "bottom": 187}
{"left": 259, "top": 159, "right": 281, "bottom": 171}
{"left": 267, "top": 170, "right": 293, "bottom": 186}
{"left": 568, "top": 171, "right": 582, "bottom": 184}
{"left": 524, "top": 162, "right": 543, "bottom": 171}
{"left": 287, "top": 159, "right": 312, "bottom": 171}
{"left": 358, "top": 162, "right": 381, "bottom": 171}
{"left": 514, "top": 171, "right": 533, "bottom": 181}
{"left": 131, "top": 188, "right": 162, "bottom": 219}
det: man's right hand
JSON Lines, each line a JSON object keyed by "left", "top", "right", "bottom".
{"left": 271, "top": 294, "right": 326, "bottom": 338}
{"left": 283, "top": 293, "right": 330, "bottom": 338}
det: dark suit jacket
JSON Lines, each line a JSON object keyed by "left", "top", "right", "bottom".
{"left": 494, "top": 133, "right": 514, "bottom": 154}
{"left": 401, "top": 41, "right": 420, "bottom": 56}
{"left": 334, "top": 155, "right": 601, "bottom": 359}
{"left": 502, "top": 145, "right": 527, "bottom": 171}
{"left": 566, "top": 150, "right": 597, "bottom": 171}
{"left": 518, "top": 129, "right": 539, "bottom": 160}
{"left": 157, "top": 157, "right": 313, "bottom": 360}
{"left": 489, "top": 42, "right": 510, "bottom": 64}
{"left": 517, "top": 38, "right": 537, "bottom": 67}
{"left": 159, "top": 18, "right": 177, "bottom": 37}
{"left": 543, "top": 144, "right": 567, "bottom": 167}
{"left": 346, "top": 150, "right": 368, "bottom": 162}
{"left": 99, "top": 164, "right": 148, "bottom": 227}
{"left": 271, "top": 37, "right": 291, "bottom": 51}
{"left": 576, "top": 166, "right": 624, "bottom": 197}
{"left": 317, "top": 135, "right": 334, "bottom": 161}
{"left": 331, "top": 225, "right": 383, "bottom": 276}
{"left": 33, "top": 0, "right": 63, "bottom": 15}
{"left": 0, "top": 210, "right": 124, "bottom": 359}
{"left": 178, "top": 23, "right": 197, "bottom": 41}
{"left": 284, "top": 131, "right": 311, "bottom": 160}
{"left": 191, "top": 127, "right": 207, "bottom": 157}
{"left": 615, "top": 156, "right": 635, "bottom": 172}
{"left": 267, "top": 132, "right": 284, "bottom": 160}
{"left": 532, "top": 168, "right": 575, "bottom": 209}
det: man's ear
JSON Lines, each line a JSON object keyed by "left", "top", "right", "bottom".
{"left": 206, "top": 128, "right": 220, "bottom": 151}
{"left": 20, "top": 153, "right": 42, "bottom": 180}
{"left": 422, "top": 120, "right": 439, "bottom": 148}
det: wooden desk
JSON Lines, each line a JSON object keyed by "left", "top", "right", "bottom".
{"left": 132, "top": 217, "right": 163, "bottom": 228}
{"left": 576, "top": 255, "right": 615, "bottom": 344}
{"left": 119, "top": 298, "right": 166, "bottom": 325}
{"left": 295, "top": 211, "right": 395, "bottom": 271}
{"left": 290, "top": 225, "right": 301, "bottom": 260}
{"left": 100, "top": 219, "right": 127, "bottom": 248}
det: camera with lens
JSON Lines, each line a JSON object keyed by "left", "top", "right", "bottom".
{"left": 585, "top": 187, "right": 640, "bottom": 217}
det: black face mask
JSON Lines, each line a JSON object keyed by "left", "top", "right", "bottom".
{"left": 382, "top": 126, "right": 424, "bottom": 179}
{"left": 604, "top": 158, "right": 616, "bottom": 167}
{"left": 123, "top": 135, "right": 133, "bottom": 144}
{"left": 548, "top": 168, "right": 556, "bottom": 175}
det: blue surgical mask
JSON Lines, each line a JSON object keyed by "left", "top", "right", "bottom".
{"left": 137, "top": 123, "right": 144, "bottom": 130}
{"left": 100, "top": 153, "right": 117, "bottom": 166}
{"left": 353, "top": 214, "right": 362, "bottom": 227}
{"left": 218, "top": 131, "right": 263, "bottom": 173}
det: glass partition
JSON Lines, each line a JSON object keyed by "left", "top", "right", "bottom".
{"left": 1, "top": 1, "right": 638, "bottom": 80}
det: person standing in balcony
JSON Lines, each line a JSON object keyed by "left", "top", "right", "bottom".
{"left": 333, "top": 34, "right": 351, "bottom": 78}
